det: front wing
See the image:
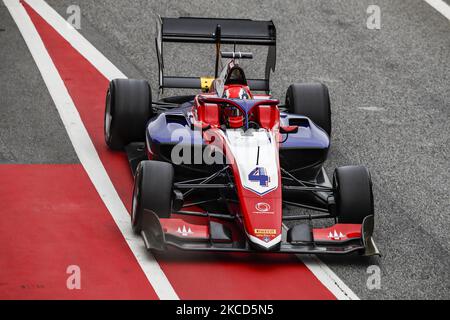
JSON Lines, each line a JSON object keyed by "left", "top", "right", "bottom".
{"left": 140, "top": 210, "right": 380, "bottom": 256}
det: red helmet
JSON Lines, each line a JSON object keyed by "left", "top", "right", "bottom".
{"left": 228, "top": 115, "right": 244, "bottom": 128}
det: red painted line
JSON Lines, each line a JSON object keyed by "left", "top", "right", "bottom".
{"left": 23, "top": 2, "right": 336, "bottom": 300}
{"left": 0, "top": 164, "right": 158, "bottom": 300}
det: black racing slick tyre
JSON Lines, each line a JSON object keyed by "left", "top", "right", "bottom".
{"left": 104, "top": 79, "right": 153, "bottom": 150}
{"left": 333, "top": 166, "right": 374, "bottom": 224}
{"left": 131, "top": 161, "right": 174, "bottom": 234}
{"left": 285, "top": 83, "right": 332, "bottom": 136}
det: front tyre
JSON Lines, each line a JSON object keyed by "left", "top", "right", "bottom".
{"left": 131, "top": 161, "right": 174, "bottom": 234}
{"left": 333, "top": 166, "right": 374, "bottom": 224}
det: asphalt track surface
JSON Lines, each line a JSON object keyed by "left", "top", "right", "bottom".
{"left": 0, "top": 0, "right": 449, "bottom": 300}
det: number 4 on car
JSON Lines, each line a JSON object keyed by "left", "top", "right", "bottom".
{"left": 248, "top": 168, "right": 270, "bottom": 187}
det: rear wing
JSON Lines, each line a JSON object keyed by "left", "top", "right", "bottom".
{"left": 156, "top": 17, "right": 276, "bottom": 94}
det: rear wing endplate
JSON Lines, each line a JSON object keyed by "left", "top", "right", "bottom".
{"left": 156, "top": 17, "right": 276, "bottom": 94}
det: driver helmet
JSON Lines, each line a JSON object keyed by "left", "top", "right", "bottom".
{"left": 228, "top": 115, "right": 244, "bottom": 128}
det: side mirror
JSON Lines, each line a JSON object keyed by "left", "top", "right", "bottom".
{"left": 280, "top": 126, "right": 299, "bottom": 134}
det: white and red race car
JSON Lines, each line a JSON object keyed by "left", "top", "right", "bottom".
{"left": 104, "top": 17, "right": 379, "bottom": 256}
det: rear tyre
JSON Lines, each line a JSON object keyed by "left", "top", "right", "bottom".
{"left": 333, "top": 166, "right": 374, "bottom": 224}
{"left": 285, "top": 83, "right": 331, "bottom": 136}
{"left": 131, "top": 161, "right": 174, "bottom": 234}
{"left": 104, "top": 79, "right": 153, "bottom": 150}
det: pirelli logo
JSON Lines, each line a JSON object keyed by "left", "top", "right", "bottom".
{"left": 254, "top": 229, "right": 277, "bottom": 235}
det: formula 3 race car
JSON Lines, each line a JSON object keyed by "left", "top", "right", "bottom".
{"left": 104, "top": 17, "right": 380, "bottom": 256}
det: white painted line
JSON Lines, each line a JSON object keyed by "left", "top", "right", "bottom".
{"left": 358, "top": 107, "right": 386, "bottom": 112}
{"left": 3, "top": 0, "right": 178, "bottom": 300}
{"left": 298, "top": 255, "right": 359, "bottom": 300}
{"left": 425, "top": 0, "right": 450, "bottom": 21}
{"left": 25, "top": 0, "right": 126, "bottom": 81}
{"left": 18, "top": 0, "right": 360, "bottom": 300}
